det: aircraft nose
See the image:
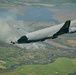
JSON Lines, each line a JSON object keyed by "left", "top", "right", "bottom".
{"left": 17, "top": 36, "right": 28, "bottom": 43}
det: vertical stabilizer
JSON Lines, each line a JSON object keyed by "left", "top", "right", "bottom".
{"left": 52, "top": 20, "right": 71, "bottom": 39}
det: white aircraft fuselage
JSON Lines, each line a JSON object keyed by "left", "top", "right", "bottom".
{"left": 8, "top": 20, "right": 76, "bottom": 44}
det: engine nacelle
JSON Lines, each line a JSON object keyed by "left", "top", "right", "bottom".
{"left": 69, "top": 27, "right": 76, "bottom": 33}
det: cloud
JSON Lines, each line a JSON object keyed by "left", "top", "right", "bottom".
{"left": 0, "top": 8, "right": 46, "bottom": 50}
{"left": 0, "top": 8, "right": 17, "bottom": 43}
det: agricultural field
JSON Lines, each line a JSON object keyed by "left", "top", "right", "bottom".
{"left": 0, "top": 58, "right": 76, "bottom": 75}
{"left": 0, "top": 0, "right": 76, "bottom": 7}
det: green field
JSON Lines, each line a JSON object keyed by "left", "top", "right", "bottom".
{"left": 0, "top": 58, "right": 76, "bottom": 75}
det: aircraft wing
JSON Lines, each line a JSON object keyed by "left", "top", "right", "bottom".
{"left": 6, "top": 20, "right": 29, "bottom": 37}
{"left": 52, "top": 20, "right": 71, "bottom": 39}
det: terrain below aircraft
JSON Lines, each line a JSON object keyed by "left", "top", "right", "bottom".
{"left": 7, "top": 20, "right": 76, "bottom": 44}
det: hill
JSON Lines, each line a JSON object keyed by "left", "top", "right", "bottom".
{"left": 0, "top": 0, "right": 76, "bottom": 6}
{"left": 0, "top": 58, "right": 76, "bottom": 75}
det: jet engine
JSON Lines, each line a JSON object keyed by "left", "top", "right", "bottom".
{"left": 69, "top": 27, "right": 76, "bottom": 33}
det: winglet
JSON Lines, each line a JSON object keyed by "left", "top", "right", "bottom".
{"left": 52, "top": 20, "right": 71, "bottom": 39}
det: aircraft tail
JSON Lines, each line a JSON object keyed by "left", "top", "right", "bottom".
{"left": 52, "top": 20, "right": 71, "bottom": 39}
{"left": 61, "top": 20, "right": 71, "bottom": 32}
